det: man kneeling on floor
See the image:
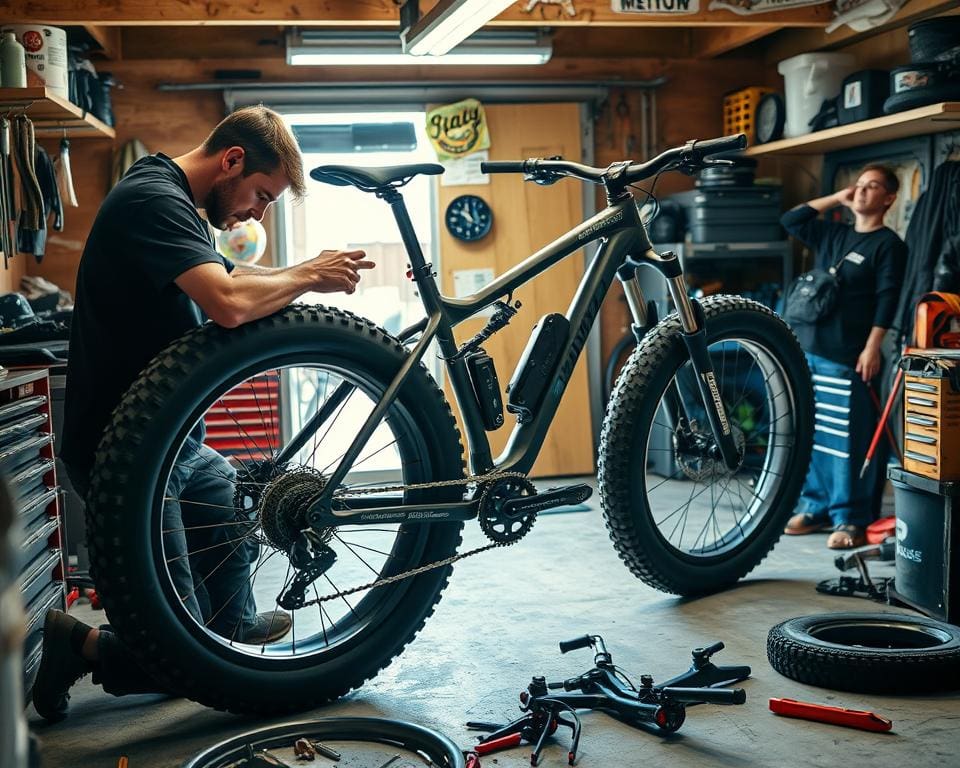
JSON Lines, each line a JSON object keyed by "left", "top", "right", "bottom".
{"left": 33, "top": 106, "right": 375, "bottom": 721}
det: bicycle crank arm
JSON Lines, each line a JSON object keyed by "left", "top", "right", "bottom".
{"left": 306, "top": 498, "right": 478, "bottom": 527}
{"left": 502, "top": 483, "right": 592, "bottom": 517}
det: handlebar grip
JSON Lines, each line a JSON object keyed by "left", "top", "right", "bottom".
{"left": 480, "top": 161, "right": 526, "bottom": 174}
{"left": 695, "top": 134, "right": 747, "bottom": 156}
{"left": 663, "top": 686, "right": 746, "bottom": 705}
{"left": 559, "top": 635, "right": 594, "bottom": 654}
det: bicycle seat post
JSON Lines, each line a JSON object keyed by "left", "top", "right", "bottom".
{"left": 378, "top": 186, "right": 430, "bottom": 278}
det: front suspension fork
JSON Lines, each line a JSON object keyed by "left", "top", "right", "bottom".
{"left": 620, "top": 259, "right": 741, "bottom": 470}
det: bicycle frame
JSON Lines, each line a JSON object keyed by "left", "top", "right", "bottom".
{"left": 301, "top": 182, "right": 730, "bottom": 528}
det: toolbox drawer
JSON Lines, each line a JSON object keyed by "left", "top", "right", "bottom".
{"left": 18, "top": 486, "right": 58, "bottom": 527}
{"left": 0, "top": 394, "right": 47, "bottom": 426}
{"left": 901, "top": 361, "right": 960, "bottom": 480}
{"left": 19, "top": 548, "right": 62, "bottom": 608}
{"left": 22, "top": 580, "right": 64, "bottom": 671}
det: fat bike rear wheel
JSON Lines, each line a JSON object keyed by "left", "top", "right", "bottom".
{"left": 86, "top": 305, "right": 466, "bottom": 714}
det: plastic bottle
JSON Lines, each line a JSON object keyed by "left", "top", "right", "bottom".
{"left": 0, "top": 32, "right": 27, "bottom": 88}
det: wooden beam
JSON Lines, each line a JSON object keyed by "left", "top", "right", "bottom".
{"left": 5, "top": 0, "right": 833, "bottom": 27}
{"left": 83, "top": 25, "right": 122, "bottom": 58}
{"left": 692, "top": 24, "right": 779, "bottom": 58}
{"left": 119, "top": 24, "right": 693, "bottom": 60}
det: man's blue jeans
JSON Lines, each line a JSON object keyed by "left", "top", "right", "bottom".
{"left": 161, "top": 438, "right": 258, "bottom": 638}
{"left": 795, "top": 352, "right": 881, "bottom": 528}
{"left": 67, "top": 439, "right": 258, "bottom": 640}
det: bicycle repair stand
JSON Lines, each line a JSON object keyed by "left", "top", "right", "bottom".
{"left": 466, "top": 634, "right": 750, "bottom": 766}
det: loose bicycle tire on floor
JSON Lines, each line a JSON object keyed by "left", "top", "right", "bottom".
{"left": 767, "top": 611, "right": 960, "bottom": 694}
{"left": 181, "top": 717, "right": 465, "bottom": 768}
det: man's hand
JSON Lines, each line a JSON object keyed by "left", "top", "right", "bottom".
{"left": 855, "top": 340, "right": 882, "bottom": 382}
{"left": 835, "top": 186, "right": 855, "bottom": 208}
{"left": 303, "top": 249, "right": 375, "bottom": 295}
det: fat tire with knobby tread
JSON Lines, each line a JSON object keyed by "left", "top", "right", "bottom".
{"left": 599, "top": 295, "right": 814, "bottom": 595}
{"left": 86, "top": 305, "right": 466, "bottom": 715}
{"left": 767, "top": 612, "right": 960, "bottom": 694}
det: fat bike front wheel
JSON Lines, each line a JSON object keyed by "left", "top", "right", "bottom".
{"left": 599, "top": 295, "right": 814, "bottom": 595}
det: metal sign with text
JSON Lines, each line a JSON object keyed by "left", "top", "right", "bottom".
{"left": 426, "top": 98, "right": 491, "bottom": 162}
{"left": 612, "top": 0, "right": 699, "bottom": 13}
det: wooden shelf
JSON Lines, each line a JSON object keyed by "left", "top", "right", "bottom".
{"left": 744, "top": 102, "right": 960, "bottom": 157}
{"left": 0, "top": 87, "right": 115, "bottom": 139}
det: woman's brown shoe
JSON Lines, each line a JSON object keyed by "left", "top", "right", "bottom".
{"left": 784, "top": 512, "right": 832, "bottom": 535}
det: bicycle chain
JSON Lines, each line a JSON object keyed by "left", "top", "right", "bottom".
{"left": 294, "top": 470, "right": 529, "bottom": 606}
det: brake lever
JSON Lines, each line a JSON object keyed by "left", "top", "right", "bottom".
{"left": 526, "top": 171, "right": 563, "bottom": 186}
{"left": 703, "top": 158, "right": 735, "bottom": 167}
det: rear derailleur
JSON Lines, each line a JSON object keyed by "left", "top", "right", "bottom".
{"left": 467, "top": 635, "right": 749, "bottom": 766}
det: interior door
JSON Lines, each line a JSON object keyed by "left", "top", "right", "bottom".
{"left": 437, "top": 102, "right": 593, "bottom": 478}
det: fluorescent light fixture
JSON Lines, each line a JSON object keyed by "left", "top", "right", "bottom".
{"left": 402, "top": 0, "right": 517, "bottom": 57}
{"left": 286, "top": 29, "right": 551, "bottom": 66}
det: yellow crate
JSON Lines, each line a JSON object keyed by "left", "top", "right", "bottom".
{"left": 723, "top": 87, "right": 775, "bottom": 147}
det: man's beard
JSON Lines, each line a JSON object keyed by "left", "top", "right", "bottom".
{"left": 205, "top": 176, "right": 242, "bottom": 229}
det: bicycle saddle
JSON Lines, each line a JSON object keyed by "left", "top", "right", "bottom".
{"left": 309, "top": 163, "right": 444, "bottom": 191}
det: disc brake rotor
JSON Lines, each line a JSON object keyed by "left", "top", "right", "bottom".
{"left": 674, "top": 422, "right": 746, "bottom": 482}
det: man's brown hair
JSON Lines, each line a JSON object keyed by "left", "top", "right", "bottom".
{"left": 202, "top": 105, "right": 306, "bottom": 200}
{"left": 860, "top": 164, "right": 899, "bottom": 195}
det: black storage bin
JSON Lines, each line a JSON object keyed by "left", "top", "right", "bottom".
{"left": 839, "top": 70, "right": 890, "bottom": 125}
{"left": 673, "top": 186, "right": 783, "bottom": 244}
{"left": 888, "top": 466, "right": 960, "bottom": 623}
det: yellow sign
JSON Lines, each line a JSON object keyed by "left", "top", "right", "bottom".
{"left": 426, "top": 98, "right": 490, "bottom": 160}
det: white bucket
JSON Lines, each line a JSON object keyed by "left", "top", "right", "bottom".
{"left": 0, "top": 24, "right": 68, "bottom": 100}
{"left": 777, "top": 52, "right": 857, "bottom": 138}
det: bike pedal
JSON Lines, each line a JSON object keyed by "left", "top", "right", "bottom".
{"left": 502, "top": 483, "right": 592, "bottom": 516}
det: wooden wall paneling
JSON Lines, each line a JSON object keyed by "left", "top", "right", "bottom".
{"left": 438, "top": 103, "right": 593, "bottom": 478}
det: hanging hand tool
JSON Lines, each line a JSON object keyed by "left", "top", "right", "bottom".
{"left": 57, "top": 134, "right": 78, "bottom": 207}
{"left": 0, "top": 118, "right": 12, "bottom": 267}
{"left": 12, "top": 115, "right": 44, "bottom": 255}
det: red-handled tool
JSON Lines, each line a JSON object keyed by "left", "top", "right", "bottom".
{"left": 769, "top": 698, "right": 892, "bottom": 732}
{"left": 473, "top": 732, "right": 524, "bottom": 755}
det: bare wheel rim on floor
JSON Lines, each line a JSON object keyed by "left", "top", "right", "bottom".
{"left": 181, "top": 717, "right": 465, "bottom": 768}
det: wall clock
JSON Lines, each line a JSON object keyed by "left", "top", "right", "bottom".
{"left": 445, "top": 194, "right": 493, "bottom": 242}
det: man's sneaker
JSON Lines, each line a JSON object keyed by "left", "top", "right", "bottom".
{"left": 32, "top": 610, "right": 95, "bottom": 722}
{"left": 240, "top": 610, "right": 292, "bottom": 644}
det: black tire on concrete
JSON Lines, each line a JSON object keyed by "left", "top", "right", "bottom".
{"left": 767, "top": 612, "right": 960, "bottom": 694}
{"left": 599, "top": 295, "right": 814, "bottom": 596}
{"left": 86, "top": 305, "right": 466, "bottom": 715}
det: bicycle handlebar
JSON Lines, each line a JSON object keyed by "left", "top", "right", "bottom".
{"left": 480, "top": 133, "right": 747, "bottom": 187}
{"left": 559, "top": 634, "right": 595, "bottom": 654}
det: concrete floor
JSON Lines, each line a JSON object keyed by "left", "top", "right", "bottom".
{"left": 28, "top": 477, "right": 959, "bottom": 768}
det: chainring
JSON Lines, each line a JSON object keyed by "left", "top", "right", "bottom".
{"left": 478, "top": 476, "right": 539, "bottom": 544}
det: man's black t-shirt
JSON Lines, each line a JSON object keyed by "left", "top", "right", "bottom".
{"left": 781, "top": 204, "right": 907, "bottom": 367}
{"left": 61, "top": 153, "right": 233, "bottom": 476}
